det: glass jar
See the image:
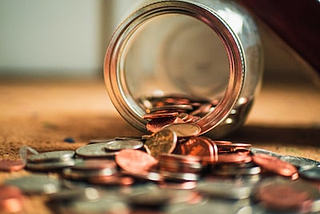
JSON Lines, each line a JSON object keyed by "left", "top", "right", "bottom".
{"left": 104, "top": 0, "right": 263, "bottom": 138}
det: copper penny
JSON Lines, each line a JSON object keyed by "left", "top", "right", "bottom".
{"left": 252, "top": 153, "right": 298, "bottom": 178}
{"left": 179, "top": 137, "right": 217, "bottom": 163}
{"left": 88, "top": 175, "right": 134, "bottom": 186}
{"left": 216, "top": 152, "right": 252, "bottom": 164}
{"left": 217, "top": 143, "right": 252, "bottom": 153}
{"left": 143, "top": 112, "right": 179, "bottom": 119}
{"left": 0, "top": 185, "right": 24, "bottom": 213}
{"left": 158, "top": 153, "right": 202, "bottom": 173}
{"left": 255, "top": 182, "right": 312, "bottom": 212}
{"left": 115, "top": 149, "right": 158, "bottom": 174}
{"left": 146, "top": 116, "right": 179, "bottom": 133}
{"left": 0, "top": 160, "right": 25, "bottom": 172}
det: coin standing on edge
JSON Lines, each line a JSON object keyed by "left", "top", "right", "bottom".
{"left": 145, "top": 128, "right": 177, "bottom": 158}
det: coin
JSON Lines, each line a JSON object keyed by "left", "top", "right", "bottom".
{"left": 115, "top": 149, "right": 158, "bottom": 174}
{"left": 0, "top": 185, "right": 24, "bottom": 213}
{"left": 158, "top": 153, "right": 202, "bottom": 173}
{"left": 0, "top": 160, "right": 25, "bottom": 172}
{"left": 71, "top": 159, "right": 117, "bottom": 171}
{"left": 143, "top": 112, "right": 179, "bottom": 119}
{"left": 250, "top": 147, "right": 281, "bottom": 158}
{"left": 5, "top": 174, "right": 60, "bottom": 195}
{"left": 161, "top": 171, "right": 200, "bottom": 181}
{"left": 212, "top": 164, "right": 261, "bottom": 176}
{"left": 299, "top": 165, "right": 320, "bottom": 181}
{"left": 163, "top": 123, "right": 201, "bottom": 137}
{"left": 62, "top": 159, "right": 117, "bottom": 180}
{"left": 89, "top": 139, "right": 114, "bottom": 144}
{"left": 252, "top": 153, "right": 298, "bottom": 178}
{"left": 26, "top": 159, "right": 76, "bottom": 171}
{"left": 104, "top": 139, "right": 144, "bottom": 151}
{"left": 88, "top": 175, "right": 134, "bottom": 186}
{"left": 128, "top": 188, "right": 172, "bottom": 208}
{"left": 28, "top": 150, "right": 75, "bottom": 163}
{"left": 63, "top": 168, "right": 116, "bottom": 180}
{"left": 196, "top": 179, "right": 252, "bottom": 199}
{"left": 146, "top": 116, "right": 180, "bottom": 133}
{"left": 280, "top": 155, "right": 320, "bottom": 168}
{"left": 179, "top": 137, "right": 217, "bottom": 163}
{"left": 144, "top": 128, "right": 177, "bottom": 159}
{"left": 217, "top": 152, "right": 252, "bottom": 164}
{"left": 217, "top": 143, "right": 252, "bottom": 153}
{"left": 254, "top": 180, "right": 312, "bottom": 212}
{"left": 76, "top": 142, "right": 118, "bottom": 158}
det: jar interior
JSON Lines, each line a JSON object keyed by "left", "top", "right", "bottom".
{"left": 121, "top": 14, "right": 229, "bottom": 107}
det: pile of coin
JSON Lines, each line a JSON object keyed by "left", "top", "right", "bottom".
{"left": 1, "top": 127, "right": 319, "bottom": 214}
{"left": 0, "top": 94, "right": 320, "bottom": 214}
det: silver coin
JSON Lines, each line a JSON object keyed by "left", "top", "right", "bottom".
{"left": 128, "top": 188, "right": 172, "bottom": 207}
{"left": 299, "top": 165, "right": 320, "bottom": 181}
{"left": 89, "top": 139, "right": 114, "bottom": 144}
{"left": 62, "top": 167, "right": 116, "bottom": 180}
{"left": 28, "top": 150, "right": 75, "bottom": 163}
{"left": 70, "top": 159, "right": 117, "bottom": 171}
{"left": 280, "top": 155, "right": 320, "bottom": 168}
{"left": 26, "top": 159, "right": 76, "bottom": 171}
{"left": 212, "top": 165, "right": 261, "bottom": 176}
{"left": 196, "top": 179, "right": 252, "bottom": 199}
{"left": 104, "top": 139, "right": 143, "bottom": 151}
{"left": 4, "top": 174, "right": 60, "bottom": 194}
{"left": 123, "top": 171, "right": 163, "bottom": 182}
{"left": 67, "top": 197, "right": 129, "bottom": 214}
{"left": 250, "top": 147, "right": 282, "bottom": 158}
{"left": 160, "top": 171, "right": 200, "bottom": 181}
{"left": 76, "top": 143, "right": 118, "bottom": 158}
{"left": 163, "top": 123, "right": 201, "bottom": 137}
{"left": 48, "top": 188, "right": 87, "bottom": 202}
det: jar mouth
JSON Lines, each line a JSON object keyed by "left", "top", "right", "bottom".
{"left": 104, "top": 0, "right": 245, "bottom": 135}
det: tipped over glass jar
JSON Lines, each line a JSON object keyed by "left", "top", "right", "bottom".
{"left": 104, "top": 0, "right": 263, "bottom": 138}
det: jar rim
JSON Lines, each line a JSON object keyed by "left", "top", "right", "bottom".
{"left": 104, "top": 0, "right": 245, "bottom": 135}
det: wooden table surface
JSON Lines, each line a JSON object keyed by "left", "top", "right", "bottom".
{"left": 0, "top": 76, "right": 319, "bottom": 213}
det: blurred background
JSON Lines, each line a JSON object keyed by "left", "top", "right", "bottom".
{"left": 0, "top": 0, "right": 318, "bottom": 83}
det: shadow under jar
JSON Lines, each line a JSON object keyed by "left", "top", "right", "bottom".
{"left": 104, "top": 0, "right": 263, "bottom": 138}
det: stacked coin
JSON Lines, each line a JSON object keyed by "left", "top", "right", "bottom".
{"left": 26, "top": 150, "right": 76, "bottom": 171}
{"left": 62, "top": 159, "right": 118, "bottom": 181}
{"left": 158, "top": 154, "right": 202, "bottom": 181}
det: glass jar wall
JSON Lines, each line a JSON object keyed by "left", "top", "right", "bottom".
{"left": 104, "top": 0, "right": 263, "bottom": 137}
